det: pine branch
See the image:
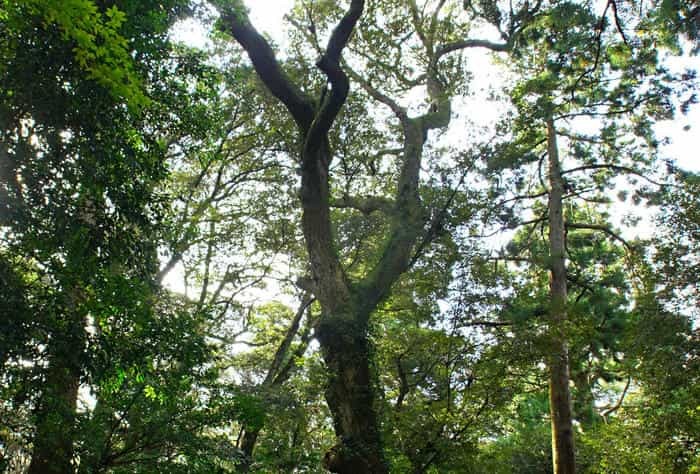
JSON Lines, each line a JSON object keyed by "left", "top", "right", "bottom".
{"left": 565, "top": 222, "right": 635, "bottom": 251}
{"left": 561, "top": 163, "right": 671, "bottom": 187}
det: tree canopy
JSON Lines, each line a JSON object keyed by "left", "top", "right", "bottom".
{"left": 1, "top": 1, "right": 698, "bottom": 473}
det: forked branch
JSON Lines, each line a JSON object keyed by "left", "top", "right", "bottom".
{"left": 306, "top": 0, "right": 366, "bottom": 154}
{"left": 219, "top": 6, "right": 314, "bottom": 130}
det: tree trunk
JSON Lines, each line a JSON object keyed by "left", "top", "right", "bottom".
{"left": 317, "top": 311, "right": 388, "bottom": 474}
{"left": 546, "top": 117, "right": 576, "bottom": 474}
{"left": 571, "top": 369, "right": 597, "bottom": 428}
{"left": 237, "top": 429, "right": 260, "bottom": 472}
{"left": 237, "top": 295, "right": 314, "bottom": 471}
{"left": 218, "top": 5, "right": 433, "bottom": 472}
{"left": 28, "top": 330, "right": 82, "bottom": 474}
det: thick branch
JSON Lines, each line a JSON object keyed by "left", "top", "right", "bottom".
{"left": 219, "top": 5, "right": 314, "bottom": 130}
{"left": 263, "top": 294, "right": 314, "bottom": 387}
{"left": 610, "top": 0, "right": 630, "bottom": 46}
{"left": 435, "top": 0, "right": 542, "bottom": 82}
{"left": 360, "top": 120, "right": 425, "bottom": 306}
{"left": 462, "top": 320, "right": 513, "bottom": 327}
{"left": 436, "top": 38, "right": 509, "bottom": 59}
{"left": 420, "top": 73, "right": 452, "bottom": 131}
{"left": 294, "top": 2, "right": 366, "bottom": 311}
{"left": 324, "top": 0, "right": 365, "bottom": 62}
{"left": 272, "top": 309, "right": 317, "bottom": 387}
{"left": 305, "top": 0, "right": 365, "bottom": 154}
{"left": 331, "top": 194, "right": 394, "bottom": 215}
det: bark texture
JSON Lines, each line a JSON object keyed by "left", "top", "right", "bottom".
{"left": 317, "top": 311, "right": 385, "bottom": 473}
{"left": 220, "top": 2, "right": 452, "bottom": 471}
{"left": 546, "top": 117, "right": 576, "bottom": 474}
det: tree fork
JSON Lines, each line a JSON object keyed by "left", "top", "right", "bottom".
{"left": 220, "top": 3, "right": 394, "bottom": 472}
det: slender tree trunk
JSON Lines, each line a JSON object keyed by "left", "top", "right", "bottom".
{"left": 571, "top": 369, "right": 597, "bottom": 428}
{"left": 28, "top": 318, "right": 83, "bottom": 474}
{"left": 317, "top": 311, "right": 387, "bottom": 474}
{"left": 546, "top": 117, "right": 576, "bottom": 474}
{"left": 237, "top": 295, "right": 314, "bottom": 471}
{"left": 237, "top": 430, "right": 260, "bottom": 472}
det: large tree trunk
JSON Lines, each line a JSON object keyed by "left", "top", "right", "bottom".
{"left": 28, "top": 316, "right": 83, "bottom": 474}
{"left": 219, "top": 3, "right": 449, "bottom": 471}
{"left": 317, "top": 312, "right": 387, "bottom": 474}
{"left": 546, "top": 117, "right": 576, "bottom": 474}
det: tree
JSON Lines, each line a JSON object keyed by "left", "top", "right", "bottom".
{"left": 652, "top": 170, "right": 700, "bottom": 314}
{"left": 227, "top": 296, "right": 325, "bottom": 471}
{"left": 213, "top": 0, "right": 545, "bottom": 470}
{"left": 477, "top": 1, "right": 697, "bottom": 470}
{"left": 2, "top": 1, "right": 697, "bottom": 472}
{"left": 0, "top": 1, "right": 217, "bottom": 470}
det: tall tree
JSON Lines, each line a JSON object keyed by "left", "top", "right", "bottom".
{"left": 214, "top": 0, "right": 543, "bottom": 470}
{"left": 0, "top": 1, "right": 194, "bottom": 470}
{"left": 478, "top": 1, "right": 697, "bottom": 470}
{"left": 544, "top": 115, "right": 576, "bottom": 473}
{"left": 219, "top": 4, "right": 390, "bottom": 470}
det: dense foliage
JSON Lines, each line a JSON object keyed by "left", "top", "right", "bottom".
{"left": 1, "top": 1, "right": 698, "bottom": 473}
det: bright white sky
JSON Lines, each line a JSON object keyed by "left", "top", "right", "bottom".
{"left": 249, "top": 0, "right": 295, "bottom": 35}
{"left": 173, "top": 1, "right": 698, "bottom": 172}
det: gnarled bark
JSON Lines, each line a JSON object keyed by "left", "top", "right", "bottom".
{"left": 317, "top": 311, "right": 386, "bottom": 474}
{"left": 219, "top": 2, "right": 458, "bottom": 470}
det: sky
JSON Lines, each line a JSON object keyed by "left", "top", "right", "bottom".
{"left": 248, "top": 0, "right": 295, "bottom": 35}
{"left": 173, "top": 1, "right": 698, "bottom": 172}
{"left": 162, "top": 0, "right": 700, "bottom": 300}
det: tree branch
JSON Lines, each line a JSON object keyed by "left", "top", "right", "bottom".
{"left": 360, "top": 119, "right": 425, "bottom": 306}
{"left": 218, "top": 4, "right": 314, "bottom": 130}
{"left": 436, "top": 38, "right": 509, "bottom": 59}
{"left": 394, "top": 353, "right": 410, "bottom": 410}
{"left": 462, "top": 320, "right": 513, "bottom": 327}
{"left": 601, "top": 375, "right": 631, "bottom": 418}
{"left": 305, "top": 0, "right": 365, "bottom": 155}
{"left": 561, "top": 163, "right": 670, "bottom": 187}
{"left": 344, "top": 64, "right": 408, "bottom": 122}
{"left": 565, "top": 222, "right": 635, "bottom": 251}
{"left": 409, "top": 163, "right": 472, "bottom": 268}
{"left": 331, "top": 194, "right": 394, "bottom": 215}
{"left": 264, "top": 293, "right": 314, "bottom": 387}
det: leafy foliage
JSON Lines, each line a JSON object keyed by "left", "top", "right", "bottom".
{"left": 1, "top": 1, "right": 698, "bottom": 473}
